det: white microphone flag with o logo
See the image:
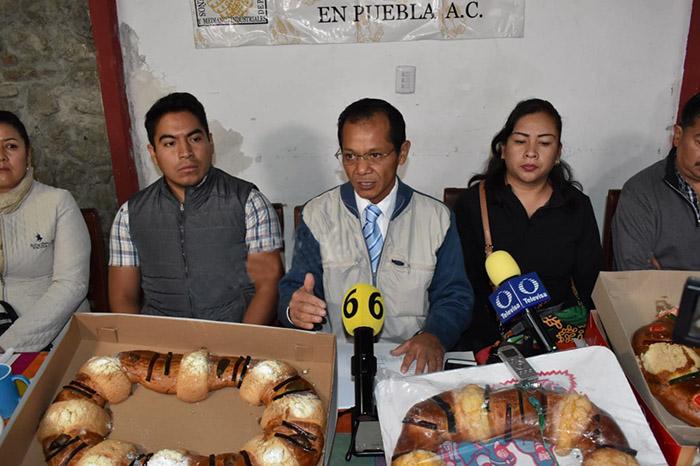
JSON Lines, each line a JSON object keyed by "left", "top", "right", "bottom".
{"left": 494, "top": 290, "right": 513, "bottom": 309}
{"left": 518, "top": 277, "right": 540, "bottom": 294}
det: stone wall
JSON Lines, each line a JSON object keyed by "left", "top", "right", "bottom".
{"left": 0, "top": 1, "right": 117, "bottom": 242}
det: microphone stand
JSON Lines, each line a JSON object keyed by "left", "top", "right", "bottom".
{"left": 345, "top": 326, "right": 384, "bottom": 460}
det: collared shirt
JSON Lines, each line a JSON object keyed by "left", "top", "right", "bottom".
{"left": 109, "top": 188, "right": 282, "bottom": 267}
{"left": 354, "top": 178, "right": 399, "bottom": 238}
{"left": 676, "top": 169, "right": 700, "bottom": 223}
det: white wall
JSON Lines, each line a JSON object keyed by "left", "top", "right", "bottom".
{"left": 116, "top": 0, "right": 692, "bottom": 258}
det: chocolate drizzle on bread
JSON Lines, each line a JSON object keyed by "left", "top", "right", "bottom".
{"left": 274, "top": 374, "right": 301, "bottom": 392}
{"left": 128, "top": 452, "right": 153, "bottom": 466}
{"left": 216, "top": 358, "right": 230, "bottom": 378}
{"left": 431, "top": 395, "right": 456, "bottom": 433}
{"left": 60, "top": 441, "right": 88, "bottom": 466}
{"left": 274, "top": 432, "right": 316, "bottom": 452}
{"left": 237, "top": 356, "right": 251, "bottom": 388}
{"left": 402, "top": 418, "right": 438, "bottom": 430}
{"left": 61, "top": 382, "right": 95, "bottom": 401}
{"left": 45, "top": 434, "right": 78, "bottom": 461}
{"left": 273, "top": 421, "right": 320, "bottom": 453}
{"left": 232, "top": 356, "right": 244, "bottom": 382}
{"left": 163, "top": 352, "right": 173, "bottom": 376}
{"left": 282, "top": 420, "right": 319, "bottom": 441}
{"left": 145, "top": 352, "right": 159, "bottom": 382}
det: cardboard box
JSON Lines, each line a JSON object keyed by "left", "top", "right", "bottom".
{"left": 0, "top": 313, "right": 337, "bottom": 466}
{"left": 592, "top": 270, "right": 700, "bottom": 466}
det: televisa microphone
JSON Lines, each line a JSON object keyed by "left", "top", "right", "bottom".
{"left": 341, "top": 283, "right": 385, "bottom": 418}
{"left": 485, "top": 250, "right": 557, "bottom": 352}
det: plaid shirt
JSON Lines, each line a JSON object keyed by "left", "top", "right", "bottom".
{"left": 676, "top": 169, "right": 700, "bottom": 223}
{"left": 109, "top": 188, "right": 282, "bottom": 267}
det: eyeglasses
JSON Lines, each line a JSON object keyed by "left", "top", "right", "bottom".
{"left": 334, "top": 148, "right": 396, "bottom": 164}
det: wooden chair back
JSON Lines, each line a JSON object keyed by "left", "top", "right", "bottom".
{"left": 272, "top": 203, "right": 284, "bottom": 251}
{"left": 602, "top": 189, "right": 622, "bottom": 271}
{"left": 80, "top": 208, "right": 109, "bottom": 312}
{"left": 294, "top": 205, "right": 303, "bottom": 231}
{"left": 443, "top": 187, "right": 468, "bottom": 210}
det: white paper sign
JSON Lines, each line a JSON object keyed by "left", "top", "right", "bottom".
{"left": 191, "top": 0, "right": 524, "bottom": 47}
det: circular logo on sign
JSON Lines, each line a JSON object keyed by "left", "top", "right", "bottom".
{"left": 495, "top": 290, "right": 513, "bottom": 309}
{"left": 518, "top": 277, "right": 540, "bottom": 294}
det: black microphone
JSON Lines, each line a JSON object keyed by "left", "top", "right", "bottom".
{"left": 673, "top": 277, "right": 700, "bottom": 347}
{"left": 341, "top": 283, "right": 385, "bottom": 417}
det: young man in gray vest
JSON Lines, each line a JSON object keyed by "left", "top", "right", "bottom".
{"left": 109, "top": 92, "right": 283, "bottom": 324}
{"left": 278, "top": 98, "right": 473, "bottom": 374}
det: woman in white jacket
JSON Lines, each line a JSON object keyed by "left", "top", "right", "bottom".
{"left": 0, "top": 111, "right": 90, "bottom": 352}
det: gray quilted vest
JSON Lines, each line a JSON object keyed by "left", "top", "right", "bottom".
{"left": 129, "top": 167, "right": 254, "bottom": 322}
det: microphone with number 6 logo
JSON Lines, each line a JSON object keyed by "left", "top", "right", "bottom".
{"left": 485, "top": 250, "right": 557, "bottom": 352}
{"left": 341, "top": 283, "right": 385, "bottom": 417}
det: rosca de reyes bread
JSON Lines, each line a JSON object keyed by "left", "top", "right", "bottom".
{"left": 632, "top": 313, "right": 700, "bottom": 426}
{"left": 391, "top": 383, "right": 638, "bottom": 466}
{"left": 37, "top": 349, "right": 326, "bottom": 466}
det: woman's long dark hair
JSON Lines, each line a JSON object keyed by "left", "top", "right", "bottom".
{"left": 0, "top": 110, "right": 30, "bottom": 149}
{"left": 469, "top": 98, "right": 580, "bottom": 191}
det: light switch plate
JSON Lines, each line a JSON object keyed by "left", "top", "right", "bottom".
{"left": 395, "top": 65, "right": 416, "bottom": 94}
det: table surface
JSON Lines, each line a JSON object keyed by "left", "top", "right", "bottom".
{"left": 9, "top": 351, "right": 46, "bottom": 385}
{"left": 3, "top": 351, "right": 45, "bottom": 424}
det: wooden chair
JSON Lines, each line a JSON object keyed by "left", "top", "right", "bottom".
{"left": 294, "top": 205, "right": 303, "bottom": 231}
{"left": 443, "top": 187, "right": 468, "bottom": 210}
{"left": 272, "top": 203, "right": 284, "bottom": 236}
{"left": 601, "top": 189, "right": 622, "bottom": 271}
{"left": 80, "top": 209, "right": 109, "bottom": 312}
{"left": 272, "top": 203, "right": 284, "bottom": 251}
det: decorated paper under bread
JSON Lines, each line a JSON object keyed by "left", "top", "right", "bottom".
{"left": 375, "top": 346, "right": 665, "bottom": 465}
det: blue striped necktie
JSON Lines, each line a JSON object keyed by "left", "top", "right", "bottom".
{"left": 363, "top": 204, "right": 383, "bottom": 274}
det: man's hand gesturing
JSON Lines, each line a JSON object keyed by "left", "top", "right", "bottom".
{"left": 289, "top": 273, "right": 327, "bottom": 329}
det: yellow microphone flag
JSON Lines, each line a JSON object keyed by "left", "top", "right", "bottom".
{"left": 341, "top": 283, "right": 385, "bottom": 336}
{"left": 484, "top": 250, "right": 521, "bottom": 287}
